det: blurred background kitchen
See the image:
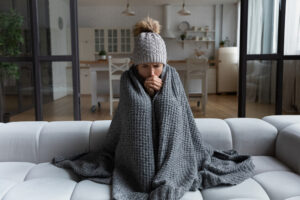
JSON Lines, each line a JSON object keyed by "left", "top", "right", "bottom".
{"left": 0, "top": 0, "right": 299, "bottom": 122}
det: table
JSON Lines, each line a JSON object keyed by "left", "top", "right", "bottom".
{"left": 80, "top": 59, "right": 219, "bottom": 112}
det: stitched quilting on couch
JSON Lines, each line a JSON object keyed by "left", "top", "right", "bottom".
{"left": 0, "top": 115, "right": 299, "bottom": 200}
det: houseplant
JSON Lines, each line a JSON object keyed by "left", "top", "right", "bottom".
{"left": 220, "top": 40, "right": 225, "bottom": 47}
{"left": 0, "top": 10, "right": 24, "bottom": 122}
{"left": 180, "top": 33, "right": 186, "bottom": 49}
{"left": 98, "top": 50, "right": 107, "bottom": 60}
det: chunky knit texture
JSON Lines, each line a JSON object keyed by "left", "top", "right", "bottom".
{"left": 52, "top": 64, "right": 255, "bottom": 200}
{"left": 131, "top": 32, "right": 167, "bottom": 65}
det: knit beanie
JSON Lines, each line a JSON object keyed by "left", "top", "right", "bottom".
{"left": 131, "top": 17, "right": 167, "bottom": 65}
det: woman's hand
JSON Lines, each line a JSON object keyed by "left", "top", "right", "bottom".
{"left": 144, "top": 75, "right": 163, "bottom": 96}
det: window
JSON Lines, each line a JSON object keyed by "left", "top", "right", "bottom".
{"left": 95, "top": 29, "right": 105, "bottom": 52}
{"left": 94, "top": 28, "right": 133, "bottom": 54}
{"left": 121, "top": 29, "right": 131, "bottom": 53}
{"left": 108, "top": 29, "right": 118, "bottom": 53}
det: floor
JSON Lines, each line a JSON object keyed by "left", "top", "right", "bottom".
{"left": 8, "top": 94, "right": 278, "bottom": 122}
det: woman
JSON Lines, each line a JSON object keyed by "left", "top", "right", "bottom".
{"left": 53, "top": 17, "right": 255, "bottom": 200}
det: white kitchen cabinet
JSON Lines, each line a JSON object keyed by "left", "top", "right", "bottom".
{"left": 217, "top": 47, "right": 239, "bottom": 93}
{"left": 188, "top": 68, "right": 216, "bottom": 94}
{"left": 80, "top": 68, "right": 91, "bottom": 95}
{"left": 94, "top": 28, "right": 133, "bottom": 55}
{"left": 66, "top": 67, "right": 91, "bottom": 95}
{"left": 171, "top": 62, "right": 216, "bottom": 94}
{"left": 79, "top": 28, "right": 95, "bottom": 61}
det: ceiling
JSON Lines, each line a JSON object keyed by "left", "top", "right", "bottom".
{"left": 78, "top": 0, "right": 239, "bottom": 6}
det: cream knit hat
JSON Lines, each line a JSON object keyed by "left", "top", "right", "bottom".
{"left": 131, "top": 17, "right": 167, "bottom": 65}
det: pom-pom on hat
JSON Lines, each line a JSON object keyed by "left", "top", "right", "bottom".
{"left": 132, "top": 17, "right": 167, "bottom": 65}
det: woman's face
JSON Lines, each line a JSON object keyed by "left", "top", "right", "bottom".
{"left": 136, "top": 63, "right": 164, "bottom": 79}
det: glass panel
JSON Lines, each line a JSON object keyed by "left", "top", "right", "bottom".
{"left": 0, "top": 62, "right": 35, "bottom": 122}
{"left": 121, "top": 45, "right": 125, "bottom": 52}
{"left": 283, "top": 60, "right": 300, "bottom": 114}
{"left": 41, "top": 62, "right": 73, "bottom": 120}
{"left": 247, "top": 0, "right": 279, "bottom": 54}
{"left": 126, "top": 29, "right": 130, "bottom": 36}
{"left": 126, "top": 45, "right": 130, "bottom": 52}
{"left": 121, "top": 29, "right": 125, "bottom": 36}
{"left": 126, "top": 38, "right": 130, "bottom": 43}
{"left": 113, "top": 30, "right": 117, "bottom": 37}
{"left": 246, "top": 60, "right": 276, "bottom": 117}
{"left": 284, "top": 0, "right": 300, "bottom": 55}
{"left": 38, "top": 0, "right": 71, "bottom": 56}
{"left": 0, "top": 1, "right": 32, "bottom": 57}
{"left": 108, "top": 30, "right": 112, "bottom": 37}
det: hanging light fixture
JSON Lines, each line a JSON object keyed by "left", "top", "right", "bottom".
{"left": 122, "top": 0, "right": 135, "bottom": 16}
{"left": 178, "top": 0, "right": 191, "bottom": 16}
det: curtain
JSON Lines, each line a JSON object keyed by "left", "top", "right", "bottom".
{"left": 283, "top": 0, "right": 300, "bottom": 113}
{"left": 246, "top": 0, "right": 277, "bottom": 104}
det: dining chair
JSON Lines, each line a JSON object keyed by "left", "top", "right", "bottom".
{"left": 108, "top": 57, "right": 130, "bottom": 116}
{"left": 186, "top": 57, "right": 209, "bottom": 115}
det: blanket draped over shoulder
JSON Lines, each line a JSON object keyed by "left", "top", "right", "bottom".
{"left": 52, "top": 64, "right": 255, "bottom": 200}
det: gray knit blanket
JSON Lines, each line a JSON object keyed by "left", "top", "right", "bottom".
{"left": 52, "top": 64, "right": 255, "bottom": 200}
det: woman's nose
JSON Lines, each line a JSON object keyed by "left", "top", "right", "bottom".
{"left": 150, "top": 67, "right": 155, "bottom": 76}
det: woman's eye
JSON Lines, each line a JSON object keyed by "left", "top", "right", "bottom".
{"left": 154, "top": 65, "right": 159, "bottom": 68}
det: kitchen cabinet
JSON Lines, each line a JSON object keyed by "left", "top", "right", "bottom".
{"left": 66, "top": 66, "right": 91, "bottom": 95}
{"left": 79, "top": 28, "right": 95, "bottom": 61}
{"left": 168, "top": 60, "right": 217, "bottom": 94}
{"left": 94, "top": 28, "right": 133, "bottom": 54}
{"left": 217, "top": 47, "right": 239, "bottom": 93}
{"left": 79, "top": 28, "right": 134, "bottom": 61}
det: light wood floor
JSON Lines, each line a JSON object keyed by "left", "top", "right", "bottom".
{"left": 10, "top": 94, "right": 278, "bottom": 121}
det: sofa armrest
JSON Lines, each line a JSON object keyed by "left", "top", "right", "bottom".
{"left": 276, "top": 124, "right": 300, "bottom": 174}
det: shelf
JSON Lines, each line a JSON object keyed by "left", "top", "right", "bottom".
{"left": 176, "top": 39, "right": 215, "bottom": 42}
{"left": 186, "top": 30, "right": 215, "bottom": 33}
{"left": 176, "top": 39, "right": 215, "bottom": 49}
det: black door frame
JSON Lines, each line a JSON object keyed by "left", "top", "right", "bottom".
{"left": 0, "top": 0, "right": 81, "bottom": 121}
{"left": 239, "top": 0, "right": 300, "bottom": 117}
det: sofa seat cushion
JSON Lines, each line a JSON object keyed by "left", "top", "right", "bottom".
{"left": 0, "top": 162, "right": 35, "bottom": 182}
{"left": 70, "top": 179, "right": 203, "bottom": 200}
{"left": 201, "top": 178, "right": 270, "bottom": 200}
{"left": 285, "top": 197, "right": 300, "bottom": 200}
{"left": 2, "top": 178, "right": 77, "bottom": 200}
{"left": 0, "top": 162, "right": 203, "bottom": 200}
{"left": 251, "top": 156, "right": 291, "bottom": 175}
{"left": 24, "top": 162, "right": 79, "bottom": 181}
{"left": 70, "top": 180, "right": 111, "bottom": 200}
{"left": 0, "top": 180, "right": 16, "bottom": 199}
{"left": 253, "top": 171, "right": 300, "bottom": 200}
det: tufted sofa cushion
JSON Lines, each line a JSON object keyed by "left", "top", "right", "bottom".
{"left": 0, "top": 116, "right": 300, "bottom": 200}
{"left": 262, "top": 115, "right": 300, "bottom": 131}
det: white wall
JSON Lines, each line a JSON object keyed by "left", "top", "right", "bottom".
{"left": 78, "top": 4, "right": 237, "bottom": 59}
{"left": 49, "top": 0, "right": 72, "bottom": 100}
{"left": 165, "top": 5, "right": 215, "bottom": 59}
{"left": 77, "top": 4, "right": 237, "bottom": 96}
{"left": 222, "top": 4, "right": 238, "bottom": 46}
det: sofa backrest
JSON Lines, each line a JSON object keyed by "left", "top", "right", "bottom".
{"left": 263, "top": 115, "right": 300, "bottom": 131}
{"left": 0, "top": 118, "right": 278, "bottom": 163}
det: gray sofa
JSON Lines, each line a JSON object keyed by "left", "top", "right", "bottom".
{"left": 0, "top": 115, "right": 300, "bottom": 200}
